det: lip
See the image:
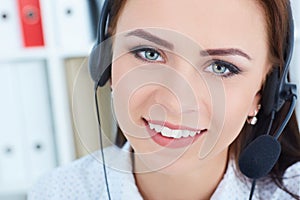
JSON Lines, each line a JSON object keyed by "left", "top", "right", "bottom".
{"left": 143, "top": 118, "right": 206, "bottom": 148}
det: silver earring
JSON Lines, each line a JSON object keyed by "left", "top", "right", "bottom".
{"left": 247, "top": 116, "right": 258, "bottom": 125}
{"left": 247, "top": 105, "right": 261, "bottom": 125}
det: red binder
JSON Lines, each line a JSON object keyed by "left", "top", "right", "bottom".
{"left": 17, "top": 0, "right": 45, "bottom": 47}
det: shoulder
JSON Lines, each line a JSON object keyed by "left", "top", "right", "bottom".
{"left": 283, "top": 161, "right": 300, "bottom": 177}
{"left": 28, "top": 145, "right": 141, "bottom": 200}
{"left": 28, "top": 150, "right": 104, "bottom": 200}
{"left": 257, "top": 161, "right": 300, "bottom": 199}
{"left": 281, "top": 162, "right": 300, "bottom": 195}
{"left": 212, "top": 159, "right": 300, "bottom": 199}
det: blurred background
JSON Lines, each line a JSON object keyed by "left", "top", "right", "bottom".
{"left": 0, "top": 0, "right": 299, "bottom": 199}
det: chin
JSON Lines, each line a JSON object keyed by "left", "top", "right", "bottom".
{"left": 133, "top": 145, "right": 201, "bottom": 175}
{"left": 156, "top": 156, "right": 202, "bottom": 176}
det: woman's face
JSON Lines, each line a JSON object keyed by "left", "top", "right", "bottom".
{"left": 111, "top": 0, "right": 270, "bottom": 173}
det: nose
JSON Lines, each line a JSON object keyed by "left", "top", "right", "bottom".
{"left": 148, "top": 59, "right": 211, "bottom": 127}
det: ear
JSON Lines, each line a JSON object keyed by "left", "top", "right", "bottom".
{"left": 248, "top": 91, "right": 261, "bottom": 117}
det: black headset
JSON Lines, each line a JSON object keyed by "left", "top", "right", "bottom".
{"left": 89, "top": 0, "right": 113, "bottom": 87}
{"left": 88, "top": 1, "right": 297, "bottom": 199}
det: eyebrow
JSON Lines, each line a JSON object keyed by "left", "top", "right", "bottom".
{"left": 200, "top": 48, "right": 252, "bottom": 60}
{"left": 126, "top": 29, "right": 252, "bottom": 60}
{"left": 126, "top": 29, "right": 174, "bottom": 50}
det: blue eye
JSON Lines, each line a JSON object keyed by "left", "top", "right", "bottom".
{"left": 205, "top": 60, "right": 241, "bottom": 78}
{"left": 131, "top": 47, "right": 165, "bottom": 63}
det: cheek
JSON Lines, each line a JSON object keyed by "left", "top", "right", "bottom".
{"left": 111, "top": 52, "right": 141, "bottom": 89}
{"left": 111, "top": 60, "right": 127, "bottom": 89}
{"left": 207, "top": 84, "right": 259, "bottom": 156}
{"left": 223, "top": 96, "right": 249, "bottom": 139}
{"left": 128, "top": 86, "right": 157, "bottom": 122}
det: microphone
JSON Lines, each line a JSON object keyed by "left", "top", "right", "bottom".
{"left": 238, "top": 95, "right": 297, "bottom": 179}
{"left": 238, "top": 135, "right": 281, "bottom": 179}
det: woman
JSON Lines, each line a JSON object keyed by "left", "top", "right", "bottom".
{"left": 29, "top": 0, "right": 300, "bottom": 199}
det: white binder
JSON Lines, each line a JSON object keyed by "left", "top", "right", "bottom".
{"left": 0, "top": 0, "right": 22, "bottom": 53}
{"left": 54, "top": 0, "right": 94, "bottom": 50}
{"left": 15, "top": 61, "right": 57, "bottom": 185}
{"left": 0, "top": 61, "right": 57, "bottom": 192}
{"left": 0, "top": 63, "right": 27, "bottom": 192}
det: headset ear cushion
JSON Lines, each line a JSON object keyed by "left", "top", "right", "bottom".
{"left": 261, "top": 67, "right": 280, "bottom": 116}
{"left": 89, "top": 37, "right": 113, "bottom": 86}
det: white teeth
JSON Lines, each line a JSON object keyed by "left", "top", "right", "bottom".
{"left": 149, "top": 123, "right": 163, "bottom": 132}
{"left": 161, "top": 127, "right": 172, "bottom": 137}
{"left": 190, "top": 131, "right": 196, "bottom": 137}
{"left": 148, "top": 122, "right": 202, "bottom": 139}
{"left": 182, "top": 130, "right": 190, "bottom": 138}
{"left": 149, "top": 123, "right": 155, "bottom": 130}
{"left": 172, "top": 130, "right": 181, "bottom": 139}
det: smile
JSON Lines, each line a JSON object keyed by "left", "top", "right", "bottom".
{"left": 148, "top": 122, "right": 202, "bottom": 139}
{"left": 143, "top": 118, "right": 207, "bottom": 148}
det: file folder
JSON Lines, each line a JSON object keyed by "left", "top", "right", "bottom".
{"left": 15, "top": 60, "right": 57, "bottom": 184}
{"left": 54, "top": 0, "right": 93, "bottom": 49}
{"left": 0, "top": 0, "right": 23, "bottom": 52}
{"left": 17, "top": 0, "right": 45, "bottom": 47}
{"left": 0, "top": 61, "right": 57, "bottom": 192}
{"left": 0, "top": 63, "right": 27, "bottom": 191}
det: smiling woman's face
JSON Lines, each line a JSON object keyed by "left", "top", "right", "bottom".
{"left": 110, "top": 0, "right": 270, "bottom": 173}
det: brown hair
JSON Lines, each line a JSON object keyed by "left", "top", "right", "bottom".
{"left": 231, "top": 1, "right": 300, "bottom": 199}
{"left": 107, "top": 0, "right": 300, "bottom": 198}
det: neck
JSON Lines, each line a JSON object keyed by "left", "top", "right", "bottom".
{"left": 134, "top": 148, "right": 228, "bottom": 200}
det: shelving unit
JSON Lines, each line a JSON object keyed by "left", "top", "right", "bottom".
{"left": 0, "top": 0, "right": 102, "bottom": 198}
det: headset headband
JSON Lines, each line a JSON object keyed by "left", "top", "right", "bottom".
{"left": 89, "top": 0, "right": 112, "bottom": 86}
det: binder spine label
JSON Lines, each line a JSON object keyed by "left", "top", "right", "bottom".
{"left": 17, "top": 0, "right": 45, "bottom": 47}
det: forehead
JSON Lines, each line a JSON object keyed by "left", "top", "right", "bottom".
{"left": 115, "top": 0, "right": 268, "bottom": 58}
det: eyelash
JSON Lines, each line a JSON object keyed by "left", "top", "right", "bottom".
{"left": 130, "top": 46, "right": 166, "bottom": 63}
{"left": 205, "top": 59, "right": 241, "bottom": 78}
{"left": 130, "top": 47, "right": 241, "bottom": 78}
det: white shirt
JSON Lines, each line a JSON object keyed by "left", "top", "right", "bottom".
{"left": 28, "top": 144, "right": 300, "bottom": 200}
